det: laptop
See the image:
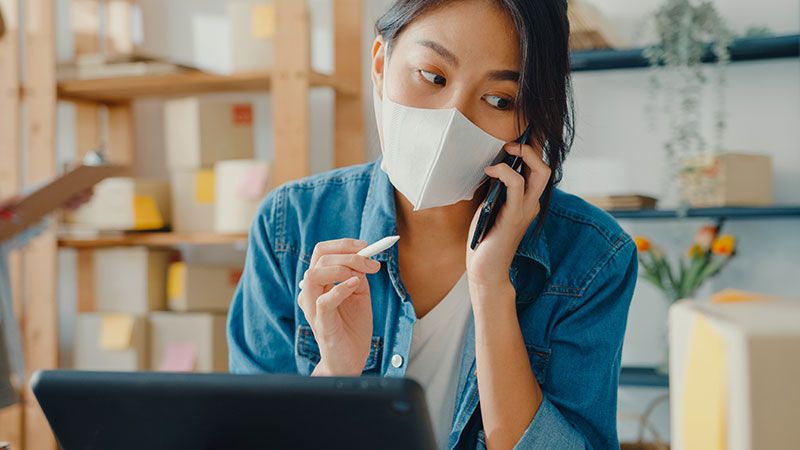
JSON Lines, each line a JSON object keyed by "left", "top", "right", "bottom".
{"left": 31, "top": 370, "right": 437, "bottom": 450}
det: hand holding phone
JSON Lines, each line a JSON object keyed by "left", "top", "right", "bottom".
{"left": 469, "top": 129, "right": 531, "bottom": 250}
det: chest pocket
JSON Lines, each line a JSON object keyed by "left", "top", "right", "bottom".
{"left": 295, "top": 324, "right": 383, "bottom": 375}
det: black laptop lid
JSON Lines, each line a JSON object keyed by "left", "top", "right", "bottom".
{"left": 32, "top": 370, "right": 437, "bottom": 450}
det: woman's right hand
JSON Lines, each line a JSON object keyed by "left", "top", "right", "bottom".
{"left": 298, "top": 238, "right": 381, "bottom": 376}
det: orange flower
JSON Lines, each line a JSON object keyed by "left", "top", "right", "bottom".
{"left": 687, "top": 244, "right": 704, "bottom": 258}
{"left": 634, "top": 236, "right": 651, "bottom": 252}
{"left": 711, "top": 235, "right": 736, "bottom": 256}
{"left": 693, "top": 225, "right": 717, "bottom": 251}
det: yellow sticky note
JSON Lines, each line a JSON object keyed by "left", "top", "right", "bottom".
{"left": 133, "top": 195, "right": 164, "bottom": 230}
{"left": 167, "top": 262, "right": 187, "bottom": 305}
{"left": 251, "top": 4, "right": 276, "bottom": 39}
{"left": 682, "top": 316, "right": 727, "bottom": 450}
{"left": 194, "top": 170, "right": 215, "bottom": 205}
{"left": 100, "top": 314, "right": 134, "bottom": 351}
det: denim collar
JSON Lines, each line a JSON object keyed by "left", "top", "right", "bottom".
{"left": 358, "top": 156, "right": 551, "bottom": 277}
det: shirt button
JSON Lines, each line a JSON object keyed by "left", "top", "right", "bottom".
{"left": 391, "top": 354, "right": 404, "bottom": 368}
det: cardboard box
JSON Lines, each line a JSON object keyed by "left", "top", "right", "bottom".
{"left": 214, "top": 159, "right": 270, "bottom": 234}
{"left": 167, "top": 262, "right": 242, "bottom": 312}
{"left": 67, "top": 177, "right": 171, "bottom": 231}
{"left": 95, "top": 247, "right": 169, "bottom": 314}
{"left": 134, "top": 1, "right": 275, "bottom": 75}
{"left": 149, "top": 312, "right": 228, "bottom": 373}
{"left": 74, "top": 313, "right": 148, "bottom": 371}
{"left": 670, "top": 298, "right": 800, "bottom": 450}
{"left": 164, "top": 97, "right": 254, "bottom": 170}
{"left": 170, "top": 169, "right": 215, "bottom": 233}
{"left": 680, "top": 153, "right": 773, "bottom": 207}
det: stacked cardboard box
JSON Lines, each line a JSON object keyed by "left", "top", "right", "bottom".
{"left": 75, "top": 247, "right": 169, "bottom": 371}
{"left": 164, "top": 96, "right": 270, "bottom": 234}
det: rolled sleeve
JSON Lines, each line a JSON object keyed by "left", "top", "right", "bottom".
{"left": 227, "top": 188, "right": 298, "bottom": 374}
{"left": 513, "top": 395, "right": 585, "bottom": 449}
{"left": 512, "top": 237, "right": 638, "bottom": 450}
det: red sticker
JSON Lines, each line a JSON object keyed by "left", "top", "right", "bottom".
{"left": 232, "top": 104, "right": 253, "bottom": 125}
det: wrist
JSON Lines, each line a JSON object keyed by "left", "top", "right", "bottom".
{"left": 311, "top": 358, "right": 362, "bottom": 377}
{"left": 469, "top": 280, "right": 516, "bottom": 309}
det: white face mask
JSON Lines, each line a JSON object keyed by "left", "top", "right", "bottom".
{"left": 373, "top": 54, "right": 507, "bottom": 211}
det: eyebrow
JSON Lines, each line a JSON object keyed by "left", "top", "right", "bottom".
{"left": 415, "top": 40, "right": 519, "bottom": 83}
{"left": 416, "top": 39, "right": 460, "bottom": 67}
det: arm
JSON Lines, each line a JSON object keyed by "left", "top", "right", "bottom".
{"left": 227, "top": 189, "right": 299, "bottom": 374}
{"left": 473, "top": 239, "right": 638, "bottom": 449}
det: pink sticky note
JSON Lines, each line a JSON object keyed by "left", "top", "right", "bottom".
{"left": 237, "top": 167, "right": 269, "bottom": 200}
{"left": 158, "top": 342, "right": 196, "bottom": 372}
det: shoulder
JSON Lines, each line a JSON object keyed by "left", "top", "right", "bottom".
{"left": 254, "top": 160, "right": 377, "bottom": 257}
{"left": 543, "top": 189, "right": 637, "bottom": 293}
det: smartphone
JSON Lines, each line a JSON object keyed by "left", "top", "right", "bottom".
{"left": 469, "top": 128, "right": 531, "bottom": 250}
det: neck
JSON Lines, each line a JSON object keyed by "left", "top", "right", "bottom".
{"left": 395, "top": 183, "right": 489, "bottom": 249}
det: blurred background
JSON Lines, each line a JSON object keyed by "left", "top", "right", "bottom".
{"left": 0, "top": 0, "right": 798, "bottom": 449}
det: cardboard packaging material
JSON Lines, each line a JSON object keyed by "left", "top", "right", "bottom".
{"left": 74, "top": 313, "right": 148, "bottom": 371}
{"left": 149, "top": 312, "right": 228, "bottom": 373}
{"left": 680, "top": 153, "right": 773, "bottom": 207}
{"left": 164, "top": 97, "right": 254, "bottom": 170}
{"left": 95, "top": 247, "right": 169, "bottom": 314}
{"left": 214, "top": 159, "right": 270, "bottom": 234}
{"left": 67, "top": 177, "right": 171, "bottom": 231}
{"left": 167, "top": 262, "right": 242, "bottom": 312}
{"left": 170, "top": 169, "right": 215, "bottom": 233}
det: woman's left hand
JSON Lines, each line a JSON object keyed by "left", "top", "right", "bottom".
{"left": 466, "top": 141, "right": 551, "bottom": 295}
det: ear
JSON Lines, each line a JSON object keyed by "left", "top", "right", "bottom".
{"left": 370, "top": 35, "right": 386, "bottom": 99}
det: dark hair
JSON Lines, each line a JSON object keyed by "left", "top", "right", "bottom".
{"left": 376, "top": 0, "right": 575, "bottom": 233}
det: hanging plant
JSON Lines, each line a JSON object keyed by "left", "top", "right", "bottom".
{"left": 643, "top": 0, "right": 734, "bottom": 203}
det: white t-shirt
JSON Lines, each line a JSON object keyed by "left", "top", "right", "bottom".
{"left": 405, "top": 271, "right": 471, "bottom": 450}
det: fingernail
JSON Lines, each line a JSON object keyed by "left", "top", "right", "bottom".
{"left": 346, "top": 276, "right": 359, "bottom": 286}
{"left": 369, "top": 259, "right": 381, "bottom": 269}
{"left": 355, "top": 239, "right": 368, "bottom": 246}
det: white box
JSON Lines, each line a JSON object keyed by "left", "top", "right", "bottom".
{"left": 148, "top": 312, "right": 228, "bottom": 373}
{"left": 214, "top": 159, "right": 270, "bottom": 234}
{"left": 135, "top": 1, "right": 276, "bottom": 75}
{"left": 164, "top": 97, "right": 255, "bottom": 170}
{"left": 167, "top": 262, "right": 242, "bottom": 312}
{"left": 95, "top": 247, "right": 169, "bottom": 314}
{"left": 170, "top": 169, "right": 215, "bottom": 233}
{"left": 74, "top": 313, "right": 148, "bottom": 371}
{"left": 67, "top": 177, "right": 171, "bottom": 231}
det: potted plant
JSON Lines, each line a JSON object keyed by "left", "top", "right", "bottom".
{"left": 643, "top": 0, "right": 734, "bottom": 204}
{"left": 633, "top": 225, "right": 737, "bottom": 372}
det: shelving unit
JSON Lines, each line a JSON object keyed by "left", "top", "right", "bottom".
{"left": 571, "top": 34, "right": 800, "bottom": 72}
{"left": 620, "top": 367, "right": 669, "bottom": 388}
{"left": 1, "top": 1, "right": 366, "bottom": 448}
{"left": 609, "top": 205, "right": 800, "bottom": 220}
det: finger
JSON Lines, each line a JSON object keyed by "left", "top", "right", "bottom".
{"left": 300, "top": 265, "right": 360, "bottom": 291}
{"left": 484, "top": 163, "right": 525, "bottom": 215}
{"left": 310, "top": 238, "right": 368, "bottom": 266}
{"left": 316, "top": 253, "right": 381, "bottom": 274}
{"left": 316, "top": 276, "right": 360, "bottom": 317}
{"left": 505, "top": 143, "right": 552, "bottom": 206}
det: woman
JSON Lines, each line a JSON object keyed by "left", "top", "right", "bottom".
{"left": 228, "top": 1, "right": 637, "bottom": 449}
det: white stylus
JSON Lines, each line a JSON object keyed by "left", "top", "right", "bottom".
{"left": 298, "top": 235, "right": 400, "bottom": 290}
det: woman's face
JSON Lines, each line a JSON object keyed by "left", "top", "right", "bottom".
{"left": 371, "top": 0, "right": 525, "bottom": 143}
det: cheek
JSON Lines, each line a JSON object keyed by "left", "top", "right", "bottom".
{"left": 473, "top": 113, "right": 526, "bottom": 143}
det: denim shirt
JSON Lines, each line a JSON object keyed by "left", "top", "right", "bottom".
{"left": 227, "top": 157, "right": 638, "bottom": 450}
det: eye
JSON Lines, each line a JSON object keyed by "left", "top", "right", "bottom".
{"left": 484, "top": 94, "right": 515, "bottom": 111}
{"left": 419, "top": 69, "right": 447, "bottom": 86}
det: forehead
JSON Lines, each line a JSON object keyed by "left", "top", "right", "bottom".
{"left": 394, "top": 0, "right": 521, "bottom": 71}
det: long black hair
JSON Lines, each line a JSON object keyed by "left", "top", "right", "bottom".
{"left": 376, "top": 0, "right": 575, "bottom": 232}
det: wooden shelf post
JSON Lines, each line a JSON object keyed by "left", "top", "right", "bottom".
{"left": 334, "top": 0, "right": 365, "bottom": 168}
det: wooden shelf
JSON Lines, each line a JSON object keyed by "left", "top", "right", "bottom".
{"left": 571, "top": 34, "right": 800, "bottom": 72}
{"left": 57, "top": 69, "right": 358, "bottom": 103}
{"left": 57, "top": 232, "right": 248, "bottom": 248}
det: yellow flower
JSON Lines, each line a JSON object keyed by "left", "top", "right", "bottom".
{"left": 711, "top": 235, "right": 736, "bottom": 256}
{"left": 687, "top": 244, "right": 704, "bottom": 258}
{"left": 634, "top": 236, "right": 651, "bottom": 252}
